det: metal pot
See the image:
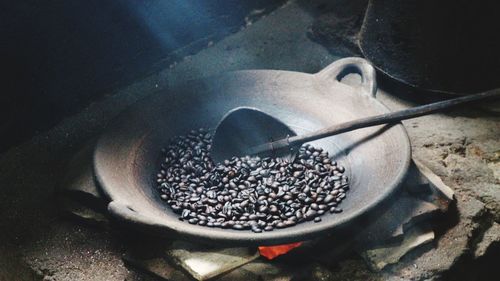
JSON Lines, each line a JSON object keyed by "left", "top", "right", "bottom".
{"left": 94, "top": 57, "right": 411, "bottom": 245}
{"left": 359, "top": 0, "right": 500, "bottom": 94}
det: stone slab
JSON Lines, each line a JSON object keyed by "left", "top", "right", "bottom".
{"left": 356, "top": 194, "right": 439, "bottom": 248}
{"left": 166, "top": 241, "right": 260, "bottom": 281}
{"left": 123, "top": 251, "right": 190, "bottom": 281}
{"left": 362, "top": 226, "right": 435, "bottom": 271}
{"left": 413, "top": 158, "right": 455, "bottom": 202}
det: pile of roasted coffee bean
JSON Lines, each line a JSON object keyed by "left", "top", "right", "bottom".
{"left": 155, "top": 128, "right": 348, "bottom": 233}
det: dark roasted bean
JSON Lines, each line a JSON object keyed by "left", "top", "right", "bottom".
{"left": 324, "top": 194, "right": 335, "bottom": 203}
{"left": 269, "top": 205, "right": 278, "bottom": 214}
{"left": 276, "top": 222, "right": 286, "bottom": 228}
{"left": 305, "top": 209, "right": 317, "bottom": 220}
{"left": 233, "top": 224, "right": 243, "bottom": 230}
{"left": 264, "top": 225, "right": 274, "bottom": 231}
{"left": 295, "top": 210, "right": 303, "bottom": 220}
{"left": 181, "top": 209, "right": 190, "bottom": 218}
{"left": 293, "top": 171, "right": 303, "bottom": 178}
{"left": 298, "top": 193, "right": 307, "bottom": 200}
{"left": 258, "top": 205, "right": 269, "bottom": 213}
{"left": 251, "top": 226, "right": 262, "bottom": 233}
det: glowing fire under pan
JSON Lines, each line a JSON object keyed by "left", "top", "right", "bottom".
{"left": 93, "top": 57, "right": 411, "bottom": 245}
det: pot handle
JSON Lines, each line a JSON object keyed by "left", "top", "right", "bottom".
{"left": 318, "top": 57, "right": 377, "bottom": 97}
{"left": 108, "top": 201, "right": 177, "bottom": 236}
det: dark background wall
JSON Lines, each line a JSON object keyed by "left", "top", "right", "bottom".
{"left": 1, "top": 0, "right": 284, "bottom": 152}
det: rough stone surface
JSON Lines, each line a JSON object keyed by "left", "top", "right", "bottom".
{"left": 23, "top": 223, "right": 131, "bottom": 281}
{"left": 0, "top": 242, "right": 41, "bottom": 281}
{"left": 381, "top": 197, "right": 486, "bottom": 280}
{"left": 308, "top": 0, "right": 367, "bottom": 56}
{"left": 356, "top": 194, "right": 439, "bottom": 247}
{"left": 474, "top": 222, "right": 500, "bottom": 259}
{"left": 308, "top": 263, "right": 336, "bottom": 281}
{"left": 0, "top": 0, "right": 499, "bottom": 280}
{"left": 362, "top": 227, "right": 435, "bottom": 271}
{"left": 219, "top": 261, "right": 297, "bottom": 281}
{"left": 325, "top": 259, "right": 381, "bottom": 281}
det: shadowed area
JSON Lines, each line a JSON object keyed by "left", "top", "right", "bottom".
{"left": 211, "top": 107, "right": 297, "bottom": 163}
{"left": 1, "top": 0, "right": 285, "bottom": 152}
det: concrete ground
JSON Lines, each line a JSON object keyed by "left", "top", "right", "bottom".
{"left": 0, "top": 0, "right": 499, "bottom": 280}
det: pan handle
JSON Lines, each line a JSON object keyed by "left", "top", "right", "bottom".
{"left": 318, "top": 57, "right": 377, "bottom": 97}
{"left": 108, "top": 201, "right": 177, "bottom": 237}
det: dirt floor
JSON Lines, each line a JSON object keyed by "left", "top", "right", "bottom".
{"left": 0, "top": 0, "right": 498, "bottom": 280}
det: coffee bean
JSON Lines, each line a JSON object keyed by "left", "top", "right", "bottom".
{"left": 251, "top": 226, "right": 262, "bottom": 233}
{"left": 181, "top": 209, "right": 190, "bottom": 218}
{"left": 305, "top": 209, "right": 317, "bottom": 220}
{"left": 303, "top": 186, "right": 310, "bottom": 193}
{"left": 276, "top": 222, "right": 286, "bottom": 228}
{"left": 295, "top": 210, "right": 303, "bottom": 220}
{"left": 324, "top": 194, "right": 335, "bottom": 203}
{"left": 330, "top": 207, "right": 343, "bottom": 213}
{"left": 269, "top": 205, "right": 278, "bottom": 214}
{"left": 293, "top": 171, "right": 304, "bottom": 178}
{"left": 259, "top": 205, "right": 268, "bottom": 213}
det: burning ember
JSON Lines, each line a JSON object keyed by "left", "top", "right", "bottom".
{"left": 258, "top": 242, "right": 303, "bottom": 259}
